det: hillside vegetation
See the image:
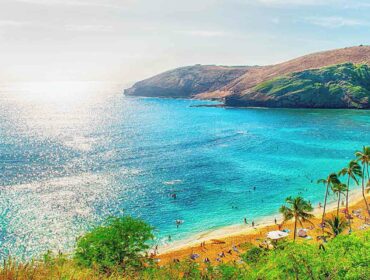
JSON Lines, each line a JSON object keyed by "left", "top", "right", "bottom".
{"left": 225, "top": 63, "right": 370, "bottom": 108}
{"left": 1, "top": 229, "right": 369, "bottom": 279}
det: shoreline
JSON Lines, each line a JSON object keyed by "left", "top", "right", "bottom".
{"left": 157, "top": 187, "right": 368, "bottom": 256}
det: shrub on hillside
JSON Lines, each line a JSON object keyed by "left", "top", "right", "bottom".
{"left": 74, "top": 215, "right": 154, "bottom": 271}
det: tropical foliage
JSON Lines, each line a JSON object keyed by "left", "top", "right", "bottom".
{"left": 74, "top": 216, "right": 154, "bottom": 271}
{"left": 279, "top": 196, "right": 314, "bottom": 240}
{"left": 338, "top": 160, "right": 362, "bottom": 230}
{"left": 317, "top": 173, "right": 340, "bottom": 224}
{"left": 325, "top": 215, "right": 349, "bottom": 237}
{"left": 355, "top": 146, "right": 370, "bottom": 216}
{"left": 331, "top": 183, "right": 348, "bottom": 217}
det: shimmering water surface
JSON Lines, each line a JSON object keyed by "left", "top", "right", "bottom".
{"left": 0, "top": 81, "right": 369, "bottom": 259}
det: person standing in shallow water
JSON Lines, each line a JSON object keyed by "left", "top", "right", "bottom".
{"left": 252, "top": 221, "right": 255, "bottom": 227}
{"left": 244, "top": 217, "right": 248, "bottom": 224}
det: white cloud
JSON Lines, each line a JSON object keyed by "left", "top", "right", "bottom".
{"left": 305, "top": 16, "right": 369, "bottom": 28}
{"left": 256, "top": 0, "right": 327, "bottom": 6}
{"left": 176, "top": 30, "right": 227, "bottom": 37}
{"left": 254, "top": 0, "right": 370, "bottom": 8}
{"left": 15, "top": 0, "right": 131, "bottom": 9}
{"left": 0, "top": 20, "right": 30, "bottom": 27}
{"left": 65, "top": 24, "right": 114, "bottom": 32}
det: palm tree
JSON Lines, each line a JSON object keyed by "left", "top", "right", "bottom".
{"left": 279, "top": 196, "right": 314, "bottom": 241}
{"left": 317, "top": 173, "right": 340, "bottom": 225}
{"left": 325, "top": 215, "right": 349, "bottom": 237}
{"left": 339, "top": 160, "right": 362, "bottom": 230}
{"left": 331, "top": 183, "right": 348, "bottom": 218}
{"left": 355, "top": 146, "right": 370, "bottom": 216}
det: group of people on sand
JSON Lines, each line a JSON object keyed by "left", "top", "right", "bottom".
{"left": 194, "top": 244, "right": 241, "bottom": 264}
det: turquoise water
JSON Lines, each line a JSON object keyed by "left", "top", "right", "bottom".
{"left": 0, "top": 81, "right": 369, "bottom": 259}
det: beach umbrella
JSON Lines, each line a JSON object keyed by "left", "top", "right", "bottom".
{"left": 267, "top": 230, "right": 289, "bottom": 240}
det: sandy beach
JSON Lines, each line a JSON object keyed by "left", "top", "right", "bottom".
{"left": 156, "top": 189, "right": 369, "bottom": 265}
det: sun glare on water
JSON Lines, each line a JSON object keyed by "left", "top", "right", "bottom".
{"left": 0, "top": 81, "right": 121, "bottom": 152}
{"left": 5, "top": 81, "right": 111, "bottom": 111}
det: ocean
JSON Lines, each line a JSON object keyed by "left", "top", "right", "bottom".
{"left": 0, "top": 81, "right": 369, "bottom": 259}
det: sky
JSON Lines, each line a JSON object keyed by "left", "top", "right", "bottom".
{"left": 0, "top": 0, "right": 370, "bottom": 83}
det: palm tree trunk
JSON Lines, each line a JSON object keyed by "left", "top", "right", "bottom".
{"left": 361, "top": 165, "right": 370, "bottom": 217}
{"left": 347, "top": 176, "right": 351, "bottom": 232}
{"left": 293, "top": 216, "right": 297, "bottom": 241}
{"left": 367, "top": 163, "right": 370, "bottom": 215}
{"left": 322, "top": 182, "right": 330, "bottom": 226}
{"left": 337, "top": 193, "right": 341, "bottom": 218}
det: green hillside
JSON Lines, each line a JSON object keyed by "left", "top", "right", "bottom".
{"left": 256, "top": 63, "right": 370, "bottom": 108}
{"left": 227, "top": 63, "right": 370, "bottom": 108}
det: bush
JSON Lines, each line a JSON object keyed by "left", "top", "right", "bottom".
{"left": 74, "top": 215, "right": 154, "bottom": 271}
{"left": 250, "top": 232, "right": 370, "bottom": 280}
{"left": 242, "top": 246, "right": 266, "bottom": 263}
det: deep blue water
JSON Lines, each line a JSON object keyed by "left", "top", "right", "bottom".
{"left": 0, "top": 81, "right": 369, "bottom": 259}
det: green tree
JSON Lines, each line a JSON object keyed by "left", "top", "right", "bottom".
{"left": 279, "top": 196, "right": 314, "bottom": 241}
{"left": 317, "top": 173, "right": 340, "bottom": 226}
{"left": 331, "top": 183, "right": 348, "bottom": 217}
{"left": 339, "top": 160, "right": 362, "bottom": 231}
{"left": 74, "top": 215, "right": 154, "bottom": 271}
{"left": 242, "top": 246, "right": 266, "bottom": 263}
{"left": 355, "top": 146, "right": 370, "bottom": 216}
{"left": 325, "top": 215, "right": 349, "bottom": 237}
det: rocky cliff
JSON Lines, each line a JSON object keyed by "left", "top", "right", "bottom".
{"left": 124, "top": 65, "right": 249, "bottom": 98}
{"left": 125, "top": 46, "right": 370, "bottom": 108}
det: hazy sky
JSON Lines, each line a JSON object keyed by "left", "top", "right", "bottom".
{"left": 1, "top": 0, "right": 370, "bottom": 83}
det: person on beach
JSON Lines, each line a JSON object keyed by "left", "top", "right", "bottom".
{"left": 252, "top": 221, "right": 255, "bottom": 227}
{"left": 244, "top": 217, "right": 248, "bottom": 224}
{"left": 274, "top": 218, "right": 277, "bottom": 224}
{"left": 318, "top": 202, "right": 322, "bottom": 208}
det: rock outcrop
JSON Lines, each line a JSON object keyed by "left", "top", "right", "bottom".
{"left": 124, "top": 65, "right": 249, "bottom": 98}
